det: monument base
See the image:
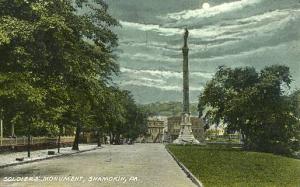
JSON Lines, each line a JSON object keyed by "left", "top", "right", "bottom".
{"left": 173, "top": 113, "right": 200, "bottom": 145}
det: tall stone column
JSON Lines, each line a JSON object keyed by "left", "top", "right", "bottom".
{"left": 173, "top": 28, "right": 199, "bottom": 144}
{"left": 182, "top": 34, "right": 189, "bottom": 114}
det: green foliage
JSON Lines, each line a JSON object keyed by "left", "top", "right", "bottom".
{"left": 0, "top": 1, "right": 142, "bottom": 142}
{"left": 290, "top": 90, "right": 300, "bottom": 118}
{"left": 199, "top": 65, "right": 300, "bottom": 154}
{"left": 102, "top": 88, "right": 148, "bottom": 144}
{"left": 167, "top": 144, "right": 300, "bottom": 187}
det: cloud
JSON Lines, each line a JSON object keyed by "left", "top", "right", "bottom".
{"left": 120, "top": 21, "right": 181, "bottom": 36}
{"left": 108, "top": 0, "right": 300, "bottom": 103}
{"left": 120, "top": 67, "right": 213, "bottom": 79}
{"left": 121, "top": 80, "right": 203, "bottom": 91}
{"left": 120, "top": 20, "right": 235, "bottom": 39}
{"left": 119, "top": 40, "right": 179, "bottom": 53}
{"left": 120, "top": 20, "right": 240, "bottom": 39}
{"left": 119, "top": 9, "right": 294, "bottom": 44}
{"left": 119, "top": 52, "right": 180, "bottom": 63}
{"left": 192, "top": 40, "right": 300, "bottom": 79}
{"left": 164, "top": 0, "right": 262, "bottom": 21}
{"left": 117, "top": 68, "right": 210, "bottom": 92}
{"left": 189, "top": 10, "right": 300, "bottom": 59}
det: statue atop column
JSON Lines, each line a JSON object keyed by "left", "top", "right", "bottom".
{"left": 173, "top": 28, "right": 200, "bottom": 145}
{"left": 183, "top": 28, "right": 189, "bottom": 48}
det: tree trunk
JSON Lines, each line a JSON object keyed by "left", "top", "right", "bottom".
{"left": 111, "top": 133, "right": 115, "bottom": 145}
{"left": 109, "top": 133, "right": 112, "bottom": 144}
{"left": 57, "top": 125, "right": 62, "bottom": 153}
{"left": 72, "top": 125, "right": 80, "bottom": 150}
{"left": 241, "top": 131, "right": 250, "bottom": 150}
{"left": 115, "top": 134, "right": 120, "bottom": 145}
{"left": 27, "top": 121, "right": 31, "bottom": 158}
{"left": 97, "top": 130, "right": 102, "bottom": 147}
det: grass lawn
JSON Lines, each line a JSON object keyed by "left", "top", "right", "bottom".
{"left": 167, "top": 144, "right": 300, "bottom": 187}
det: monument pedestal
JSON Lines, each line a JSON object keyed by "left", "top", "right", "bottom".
{"left": 173, "top": 113, "right": 199, "bottom": 144}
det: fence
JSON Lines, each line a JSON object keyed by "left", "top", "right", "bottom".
{"left": 0, "top": 136, "right": 74, "bottom": 147}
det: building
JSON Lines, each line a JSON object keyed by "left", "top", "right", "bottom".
{"left": 167, "top": 116, "right": 204, "bottom": 143}
{"left": 207, "top": 124, "right": 226, "bottom": 136}
{"left": 146, "top": 116, "right": 168, "bottom": 143}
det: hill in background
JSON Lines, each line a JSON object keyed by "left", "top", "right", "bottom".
{"left": 140, "top": 102, "right": 199, "bottom": 117}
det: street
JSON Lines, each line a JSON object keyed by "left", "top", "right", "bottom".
{"left": 0, "top": 144, "right": 196, "bottom": 187}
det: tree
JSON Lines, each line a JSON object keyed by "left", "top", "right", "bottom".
{"left": 0, "top": 0, "right": 119, "bottom": 152}
{"left": 121, "top": 91, "right": 148, "bottom": 141}
{"left": 199, "top": 65, "right": 299, "bottom": 155}
{"left": 102, "top": 88, "right": 148, "bottom": 145}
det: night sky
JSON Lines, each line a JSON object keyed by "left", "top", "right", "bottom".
{"left": 107, "top": 0, "right": 300, "bottom": 104}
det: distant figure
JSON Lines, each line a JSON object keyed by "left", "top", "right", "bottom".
{"left": 127, "top": 138, "right": 133, "bottom": 145}
{"left": 184, "top": 28, "right": 189, "bottom": 47}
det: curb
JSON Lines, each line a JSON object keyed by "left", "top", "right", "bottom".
{"left": 0, "top": 146, "right": 102, "bottom": 169}
{"left": 165, "top": 146, "right": 204, "bottom": 187}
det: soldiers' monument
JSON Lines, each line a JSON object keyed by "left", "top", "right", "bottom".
{"left": 173, "top": 28, "right": 200, "bottom": 144}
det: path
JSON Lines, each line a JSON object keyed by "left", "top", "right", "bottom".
{"left": 0, "top": 144, "right": 196, "bottom": 187}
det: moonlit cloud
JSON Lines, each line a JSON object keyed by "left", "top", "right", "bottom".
{"left": 121, "top": 80, "right": 203, "bottom": 91}
{"left": 164, "top": 0, "right": 262, "bottom": 20}
{"left": 120, "top": 67, "right": 213, "bottom": 79}
{"left": 108, "top": 0, "right": 300, "bottom": 103}
{"left": 120, "top": 21, "right": 181, "bottom": 36}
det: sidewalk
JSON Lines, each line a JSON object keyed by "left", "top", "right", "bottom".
{"left": 0, "top": 144, "right": 101, "bottom": 168}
